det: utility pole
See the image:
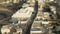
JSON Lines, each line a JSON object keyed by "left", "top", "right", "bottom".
{"left": 22, "top": 0, "right": 38, "bottom": 34}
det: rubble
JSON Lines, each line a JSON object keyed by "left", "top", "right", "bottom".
{"left": 0, "top": 0, "right": 60, "bottom": 34}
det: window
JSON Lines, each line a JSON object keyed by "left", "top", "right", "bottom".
{"left": 49, "top": 14, "right": 54, "bottom": 19}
